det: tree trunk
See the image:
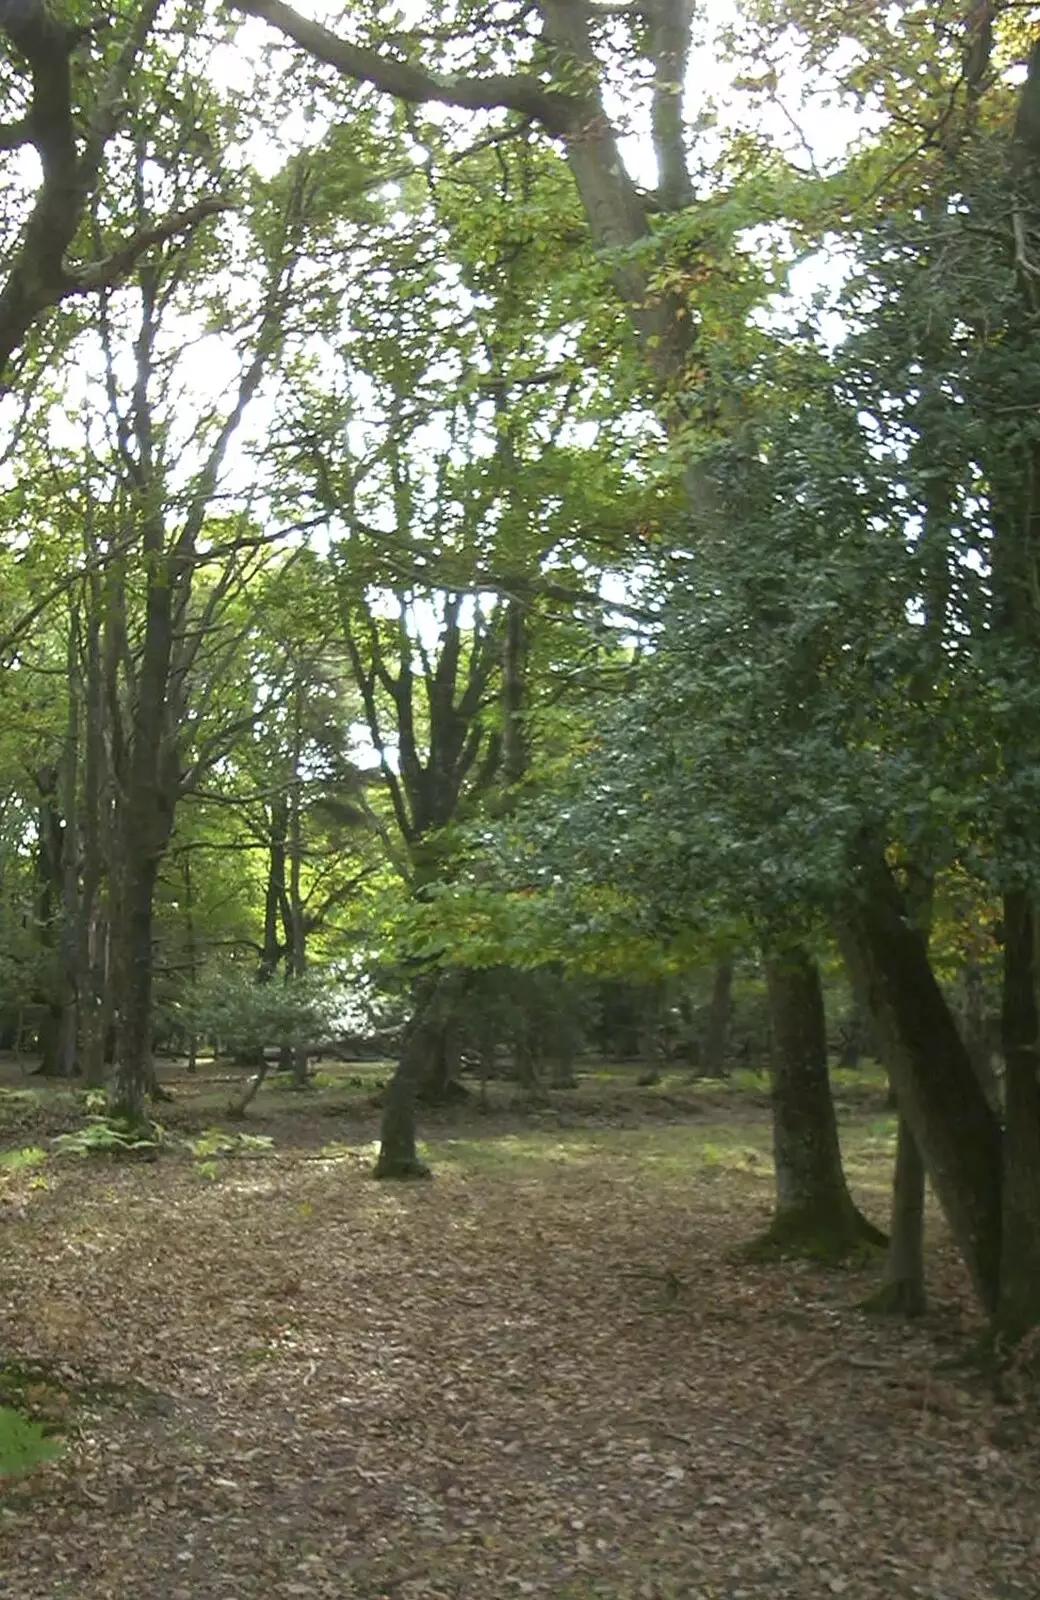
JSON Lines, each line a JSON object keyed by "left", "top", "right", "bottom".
{"left": 996, "top": 889, "right": 1040, "bottom": 1341}
{"left": 836, "top": 844, "right": 1003, "bottom": 1312}
{"left": 635, "top": 980, "right": 666, "bottom": 1086}
{"left": 700, "top": 960, "right": 733, "bottom": 1077}
{"left": 79, "top": 573, "right": 110, "bottom": 1090}
{"left": 865, "top": 1116, "right": 927, "bottom": 1316}
{"left": 55, "top": 615, "right": 81, "bottom": 1078}
{"left": 752, "top": 946, "right": 885, "bottom": 1262}
{"left": 259, "top": 795, "right": 289, "bottom": 981}
{"left": 374, "top": 1001, "right": 437, "bottom": 1180}
{"left": 869, "top": 866, "right": 932, "bottom": 1316}
{"left": 287, "top": 727, "right": 310, "bottom": 1091}
{"left": 111, "top": 856, "right": 161, "bottom": 1125}
{"left": 32, "top": 767, "right": 65, "bottom": 1076}
{"left": 182, "top": 852, "right": 198, "bottom": 1073}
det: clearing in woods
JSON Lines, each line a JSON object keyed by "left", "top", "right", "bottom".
{"left": 0, "top": 1061, "right": 1037, "bottom": 1599}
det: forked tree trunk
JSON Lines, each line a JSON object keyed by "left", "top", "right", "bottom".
{"left": 836, "top": 845, "right": 1003, "bottom": 1313}
{"left": 996, "top": 889, "right": 1040, "bottom": 1342}
{"left": 752, "top": 945, "right": 885, "bottom": 1262}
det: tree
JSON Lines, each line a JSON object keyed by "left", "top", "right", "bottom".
{"left": 0, "top": 0, "right": 228, "bottom": 384}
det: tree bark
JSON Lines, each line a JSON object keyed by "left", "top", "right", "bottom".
{"left": 865, "top": 1116, "right": 927, "bottom": 1316}
{"left": 700, "top": 960, "right": 733, "bottom": 1077}
{"left": 31, "top": 765, "right": 66, "bottom": 1076}
{"left": 836, "top": 845, "right": 1003, "bottom": 1312}
{"left": 111, "top": 853, "right": 161, "bottom": 1125}
{"left": 870, "top": 865, "right": 933, "bottom": 1316}
{"left": 752, "top": 946, "right": 884, "bottom": 1261}
{"left": 375, "top": 997, "right": 438, "bottom": 1180}
{"left": 636, "top": 981, "right": 665, "bottom": 1086}
{"left": 55, "top": 614, "right": 81, "bottom": 1079}
{"left": 996, "top": 889, "right": 1040, "bottom": 1341}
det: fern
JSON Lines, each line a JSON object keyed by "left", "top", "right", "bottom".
{"left": 52, "top": 1117, "right": 163, "bottom": 1157}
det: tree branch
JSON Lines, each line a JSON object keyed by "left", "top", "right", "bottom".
{"left": 67, "top": 197, "right": 233, "bottom": 293}
{"left": 649, "top": 0, "right": 696, "bottom": 211}
{"left": 228, "top": 0, "right": 573, "bottom": 132}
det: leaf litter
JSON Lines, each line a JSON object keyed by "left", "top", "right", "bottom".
{"left": 0, "top": 1098, "right": 1037, "bottom": 1600}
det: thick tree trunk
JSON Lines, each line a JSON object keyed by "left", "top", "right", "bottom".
{"left": 111, "top": 857, "right": 161, "bottom": 1125}
{"left": 700, "top": 960, "right": 733, "bottom": 1077}
{"left": 752, "top": 946, "right": 884, "bottom": 1261}
{"left": 996, "top": 890, "right": 1040, "bottom": 1341}
{"left": 836, "top": 845, "right": 1003, "bottom": 1312}
{"left": 374, "top": 1002, "right": 437, "bottom": 1180}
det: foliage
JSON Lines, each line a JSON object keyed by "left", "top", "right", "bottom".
{"left": 177, "top": 966, "right": 343, "bottom": 1055}
{"left": 0, "top": 1406, "right": 62, "bottom": 1481}
{"left": 51, "top": 1119, "right": 165, "bottom": 1158}
{"left": 0, "top": 1146, "right": 46, "bottom": 1172}
{"left": 185, "top": 1128, "right": 275, "bottom": 1160}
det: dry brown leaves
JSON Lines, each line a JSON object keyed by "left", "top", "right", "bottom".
{"left": 0, "top": 1092, "right": 1038, "bottom": 1600}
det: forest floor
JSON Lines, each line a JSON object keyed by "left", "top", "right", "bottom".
{"left": 0, "top": 1060, "right": 1038, "bottom": 1600}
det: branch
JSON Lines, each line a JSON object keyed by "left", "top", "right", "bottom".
{"left": 67, "top": 197, "right": 233, "bottom": 293}
{"left": 649, "top": 0, "right": 696, "bottom": 211}
{"left": 0, "top": 117, "right": 32, "bottom": 149}
{"left": 228, "top": 0, "right": 573, "bottom": 132}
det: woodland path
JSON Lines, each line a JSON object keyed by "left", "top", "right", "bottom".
{"left": 1, "top": 1086, "right": 1038, "bottom": 1600}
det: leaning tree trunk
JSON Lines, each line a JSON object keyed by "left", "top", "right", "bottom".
{"left": 996, "top": 889, "right": 1040, "bottom": 1342}
{"left": 836, "top": 844, "right": 1003, "bottom": 1313}
{"left": 752, "top": 945, "right": 885, "bottom": 1262}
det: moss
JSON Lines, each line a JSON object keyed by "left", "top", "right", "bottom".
{"left": 861, "top": 1277, "right": 927, "bottom": 1317}
{"left": 741, "top": 1202, "right": 887, "bottom": 1266}
{"left": 372, "top": 1151, "right": 432, "bottom": 1181}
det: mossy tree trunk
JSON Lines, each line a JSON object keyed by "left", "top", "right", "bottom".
{"left": 753, "top": 946, "right": 885, "bottom": 1262}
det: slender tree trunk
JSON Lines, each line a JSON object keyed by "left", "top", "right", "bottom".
{"left": 866, "top": 1117, "right": 928, "bottom": 1316}
{"left": 836, "top": 845, "right": 1003, "bottom": 1312}
{"left": 80, "top": 571, "right": 112, "bottom": 1089}
{"left": 287, "top": 717, "right": 310, "bottom": 1090}
{"left": 636, "top": 980, "right": 665, "bottom": 1086}
{"left": 752, "top": 945, "right": 885, "bottom": 1261}
{"left": 182, "top": 852, "right": 198, "bottom": 1074}
{"left": 867, "top": 866, "right": 933, "bottom": 1315}
{"left": 996, "top": 889, "right": 1040, "bottom": 1341}
{"left": 259, "top": 795, "right": 289, "bottom": 981}
{"left": 700, "top": 960, "right": 733, "bottom": 1077}
{"left": 54, "top": 614, "right": 81, "bottom": 1078}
